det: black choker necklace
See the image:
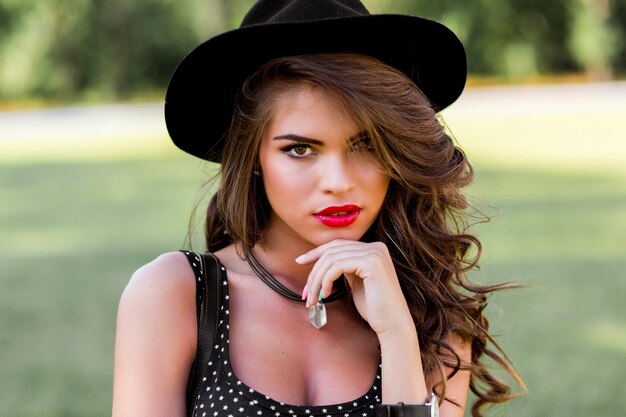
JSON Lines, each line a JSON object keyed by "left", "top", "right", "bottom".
{"left": 245, "top": 250, "right": 347, "bottom": 329}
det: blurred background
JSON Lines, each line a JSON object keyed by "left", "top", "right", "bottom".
{"left": 0, "top": 0, "right": 625, "bottom": 416}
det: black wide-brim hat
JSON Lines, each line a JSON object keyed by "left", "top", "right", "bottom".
{"left": 165, "top": 0, "right": 467, "bottom": 162}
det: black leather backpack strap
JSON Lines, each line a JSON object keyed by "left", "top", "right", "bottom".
{"left": 181, "top": 251, "right": 222, "bottom": 417}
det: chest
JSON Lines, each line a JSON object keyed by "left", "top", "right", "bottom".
{"left": 224, "top": 272, "right": 380, "bottom": 407}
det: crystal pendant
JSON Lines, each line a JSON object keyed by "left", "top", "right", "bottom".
{"left": 307, "top": 300, "right": 327, "bottom": 329}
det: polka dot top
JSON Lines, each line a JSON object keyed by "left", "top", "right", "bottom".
{"left": 182, "top": 251, "right": 382, "bottom": 417}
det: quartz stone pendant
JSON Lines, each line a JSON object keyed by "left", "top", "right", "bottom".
{"left": 307, "top": 300, "right": 327, "bottom": 329}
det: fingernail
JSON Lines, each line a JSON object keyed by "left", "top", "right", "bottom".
{"left": 319, "top": 289, "right": 324, "bottom": 302}
{"left": 295, "top": 254, "right": 306, "bottom": 264}
{"left": 301, "top": 284, "right": 309, "bottom": 301}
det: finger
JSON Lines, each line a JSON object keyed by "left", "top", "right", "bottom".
{"left": 307, "top": 246, "right": 371, "bottom": 290}
{"left": 314, "top": 256, "right": 371, "bottom": 304}
{"left": 306, "top": 251, "right": 371, "bottom": 306}
{"left": 306, "top": 240, "right": 380, "bottom": 284}
{"left": 295, "top": 239, "right": 358, "bottom": 264}
{"left": 313, "top": 244, "right": 396, "bottom": 300}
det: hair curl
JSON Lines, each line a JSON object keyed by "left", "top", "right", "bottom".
{"left": 203, "top": 53, "right": 525, "bottom": 416}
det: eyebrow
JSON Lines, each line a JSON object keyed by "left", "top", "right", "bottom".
{"left": 273, "top": 134, "right": 323, "bottom": 145}
{"left": 273, "top": 131, "right": 367, "bottom": 145}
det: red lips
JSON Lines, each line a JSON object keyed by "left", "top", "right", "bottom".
{"left": 314, "top": 204, "right": 361, "bottom": 227}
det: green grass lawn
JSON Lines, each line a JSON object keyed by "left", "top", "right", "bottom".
{"left": 1, "top": 98, "right": 625, "bottom": 416}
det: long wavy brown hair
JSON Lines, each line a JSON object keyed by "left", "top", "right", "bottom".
{"left": 202, "top": 53, "right": 525, "bottom": 416}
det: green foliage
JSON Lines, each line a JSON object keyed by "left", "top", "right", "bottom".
{"left": 1, "top": 0, "right": 626, "bottom": 100}
{"left": 568, "top": 0, "right": 618, "bottom": 78}
{"left": 371, "top": 0, "right": 626, "bottom": 80}
{"left": 610, "top": 0, "right": 626, "bottom": 75}
{"left": 0, "top": 1, "right": 55, "bottom": 97}
{"left": 86, "top": 0, "right": 202, "bottom": 97}
{"left": 380, "top": 0, "right": 578, "bottom": 78}
{"left": 0, "top": 0, "right": 222, "bottom": 100}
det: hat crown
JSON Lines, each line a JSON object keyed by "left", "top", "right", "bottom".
{"left": 241, "top": 0, "right": 370, "bottom": 27}
{"left": 166, "top": 0, "right": 467, "bottom": 161}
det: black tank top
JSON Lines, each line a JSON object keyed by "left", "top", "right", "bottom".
{"left": 182, "top": 251, "right": 382, "bottom": 417}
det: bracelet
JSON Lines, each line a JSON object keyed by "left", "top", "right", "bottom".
{"left": 375, "top": 394, "right": 439, "bottom": 417}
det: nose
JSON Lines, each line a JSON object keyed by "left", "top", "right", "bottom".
{"left": 319, "top": 154, "right": 354, "bottom": 195}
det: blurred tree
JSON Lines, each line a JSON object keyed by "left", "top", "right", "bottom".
{"left": 1, "top": 0, "right": 625, "bottom": 102}
{"left": 50, "top": 0, "right": 94, "bottom": 95}
{"left": 568, "top": 0, "right": 617, "bottom": 79}
{"left": 83, "top": 0, "right": 201, "bottom": 98}
{"left": 374, "top": 0, "right": 579, "bottom": 79}
{"left": 0, "top": 0, "right": 55, "bottom": 98}
{"left": 612, "top": 0, "right": 626, "bottom": 76}
{"left": 0, "top": 0, "right": 218, "bottom": 100}
{"left": 0, "top": 0, "right": 22, "bottom": 45}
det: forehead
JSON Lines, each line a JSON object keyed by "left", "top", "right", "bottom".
{"left": 266, "top": 87, "right": 360, "bottom": 138}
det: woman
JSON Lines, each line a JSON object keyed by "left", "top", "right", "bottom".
{"left": 112, "top": 1, "right": 523, "bottom": 417}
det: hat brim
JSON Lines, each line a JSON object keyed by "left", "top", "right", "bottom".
{"left": 165, "top": 14, "right": 466, "bottom": 161}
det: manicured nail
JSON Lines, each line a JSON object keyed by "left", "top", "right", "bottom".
{"left": 301, "top": 284, "right": 309, "bottom": 301}
{"left": 295, "top": 254, "right": 306, "bottom": 264}
{"left": 319, "top": 289, "right": 324, "bottom": 302}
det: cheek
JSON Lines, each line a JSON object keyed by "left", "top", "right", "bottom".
{"left": 357, "top": 163, "right": 390, "bottom": 200}
{"left": 261, "top": 160, "right": 311, "bottom": 206}
{"left": 372, "top": 177, "right": 390, "bottom": 211}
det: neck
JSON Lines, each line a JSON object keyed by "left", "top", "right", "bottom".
{"left": 251, "top": 222, "right": 316, "bottom": 291}
{"left": 250, "top": 244, "right": 312, "bottom": 291}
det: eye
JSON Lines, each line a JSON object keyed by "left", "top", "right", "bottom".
{"left": 350, "top": 135, "right": 374, "bottom": 152}
{"left": 281, "top": 143, "right": 315, "bottom": 158}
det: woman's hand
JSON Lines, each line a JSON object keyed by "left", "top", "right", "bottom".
{"left": 296, "top": 239, "right": 413, "bottom": 337}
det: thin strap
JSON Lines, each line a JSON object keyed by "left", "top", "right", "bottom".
{"left": 181, "top": 251, "right": 222, "bottom": 417}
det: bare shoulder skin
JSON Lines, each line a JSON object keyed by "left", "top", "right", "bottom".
{"left": 112, "top": 251, "right": 197, "bottom": 417}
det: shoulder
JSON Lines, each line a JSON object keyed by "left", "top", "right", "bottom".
{"left": 126, "top": 251, "right": 195, "bottom": 290}
{"left": 117, "top": 251, "right": 197, "bottom": 351}
{"left": 112, "top": 252, "right": 197, "bottom": 416}
{"left": 121, "top": 251, "right": 195, "bottom": 308}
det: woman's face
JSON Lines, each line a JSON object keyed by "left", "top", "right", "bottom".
{"left": 258, "top": 87, "right": 390, "bottom": 249}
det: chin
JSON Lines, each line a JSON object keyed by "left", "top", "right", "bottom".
{"left": 312, "top": 227, "right": 370, "bottom": 245}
